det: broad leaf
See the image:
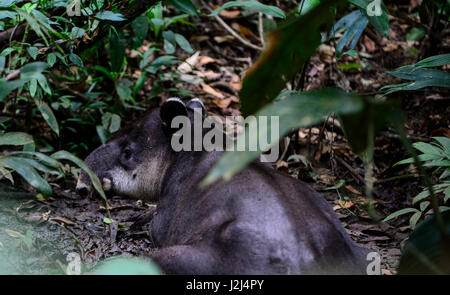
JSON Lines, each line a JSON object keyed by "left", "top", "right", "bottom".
{"left": 0, "top": 132, "right": 33, "bottom": 146}
{"left": 330, "top": 10, "right": 368, "bottom": 55}
{"left": 203, "top": 89, "right": 363, "bottom": 185}
{"left": 399, "top": 211, "right": 450, "bottom": 274}
{"left": 0, "top": 157, "right": 51, "bottom": 197}
{"left": 34, "top": 99, "right": 59, "bottom": 135}
{"left": 51, "top": 150, "right": 106, "bottom": 200}
{"left": 239, "top": 0, "right": 334, "bottom": 116}
{"left": 95, "top": 11, "right": 126, "bottom": 21}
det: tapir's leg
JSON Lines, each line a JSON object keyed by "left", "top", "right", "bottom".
{"left": 149, "top": 245, "right": 221, "bottom": 275}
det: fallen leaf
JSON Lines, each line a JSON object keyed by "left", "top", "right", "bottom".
{"left": 200, "top": 83, "right": 225, "bottom": 99}
{"left": 198, "top": 56, "right": 217, "bottom": 65}
{"left": 214, "top": 35, "right": 235, "bottom": 43}
{"left": 345, "top": 185, "right": 362, "bottom": 195}
{"left": 219, "top": 10, "right": 241, "bottom": 18}
{"left": 178, "top": 51, "right": 200, "bottom": 74}
{"left": 232, "top": 22, "right": 257, "bottom": 39}
{"left": 363, "top": 35, "right": 376, "bottom": 52}
{"left": 382, "top": 43, "right": 399, "bottom": 52}
{"left": 337, "top": 200, "right": 355, "bottom": 209}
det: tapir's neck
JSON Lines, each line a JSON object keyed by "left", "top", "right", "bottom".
{"left": 159, "top": 150, "right": 223, "bottom": 201}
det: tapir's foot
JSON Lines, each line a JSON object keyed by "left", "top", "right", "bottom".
{"left": 129, "top": 207, "right": 157, "bottom": 228}
{"left": 149, "top": 245, "right": 220, "bottom": 275}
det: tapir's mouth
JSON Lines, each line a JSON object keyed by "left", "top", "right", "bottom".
{"left": 76, "top": 174, "right": 114, "bottom": 198}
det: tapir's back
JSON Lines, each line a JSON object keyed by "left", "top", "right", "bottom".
{"left": 154, "top": 151, "right": 369, "bottom": 274}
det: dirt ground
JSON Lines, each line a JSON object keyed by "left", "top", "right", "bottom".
{"left": 0, "top": 2, "right": 449, "bottom": 274}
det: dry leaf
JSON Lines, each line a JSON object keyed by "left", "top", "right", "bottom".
{"left": 383, "top": 43, "right": 399, "bottom": 52}
{"left": 232, "top": 22, "right": 257, "bottom": 39}
{"left": 345, "top": 185, "right": 362, "bottom": 195}
{"left": 219, "top": 10, "right": 241, "bottom": 18}
{"left": 200, "top": 83, "right": 225, "bottom": 99}
{"left": 178, "top": 51, "right": 200, "bottom": 74}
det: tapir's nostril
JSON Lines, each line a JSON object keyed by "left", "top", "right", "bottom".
{"left": 76, "top": 185, "right": 89, "bottom": 197}
{"left": 102, "top": 178, "right": 112, "bottom": 191}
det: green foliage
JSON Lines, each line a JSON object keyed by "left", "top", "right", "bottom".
{"left": 203, "top": 89, "right": 364, "bottom": 185}
{"left": 239, "top": 0, "right": 334, "bottom": 116}
{"left": 381, "top": 54, "right": 450, "bottom": 95}
{"left": 384, "top": 137, "right": 450, "bottom": 228}
{"left": 210, "top": 0, "right": 286, "bottom": 19}
{"left": 399, "top": 211, "right": 450, "bottom": 274}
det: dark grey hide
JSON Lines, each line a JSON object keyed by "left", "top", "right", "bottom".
{"left": 77, "top": 98, "right": 371, "bottom": 275}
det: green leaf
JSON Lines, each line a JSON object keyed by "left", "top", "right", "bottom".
{"left": 69, "top": 53, "right": 84, "bottom": 67}
{"left": 387, "top": 66, "right": 450, "bottom": 82}
{"left": 406, "top": 27, "right": 426, "bottom": 41}
{"left": 399, "top": 211, "right": 450, "bottom": 274}
{"left": 415, "top": 54, "right": 450, "bottom": 68}
{"left": 27, "top": 46, "right": 39, "bottom": 60}
{"left": 202, "top": 89, "right": 363, "bottom": 185}
{"left": 175, "top": 33, "right": 193, "bottom": 53}
{"left": 71, "top": 27, "right": 85, "bottom": 40}
{"left": 0, "top": 132, "right": 33, "bottom": 146}
{"left": 210, "top": 0, "right": 286, "bottom": 18}
{"left": 299, "top": 0, "right": 321, "bottom": 15}
{"left": 409, "top": 211, "right": 422, "bottom": 229}
{"left": 115, "top": 79, "right": 132, "bottom": 102}
{"left": 383, "top": 208, "right": 419, "bottom": 222}
{"left": 349, "top": 0, "right": 389, "bottom": 37}
{"left": 164, "top": 0, "right": 199, "bottom": 16}
{"left": 239, "top": 1, "right": 333, "bottom": 116}
{"left": 51, "top": 151, "right": 106, "bottom": 201}
{"left": 339, "top": 98, "right": 400, "bottom": 155}
{"left": 413, "top": 142, "right": 445, "bottom": 156}
{"left": 0, "top": 157, "right": 51, "bottom": 197}
{"left": 95, "top": 11, "right": 126, "bottom": 21}
{"left": 47, "top": 53, "right": 57, "bottom": 67}
{"left": 34, "top": 99, "right": 59, "bottom": 135}
{"left": 109, "top": 29, "right": 126, "bottom": 72}
{"left": 330, "top": 10, "right": 368, "bottom": 55}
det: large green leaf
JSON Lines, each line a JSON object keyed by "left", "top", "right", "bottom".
{"left": 330, "top": 10, "right": 368, "bottom": 55}
{"left": 348, "top": 0, "right": 389, "bottom": 36}
{"left": 210, "top": 0, "right": 286, "bottom": 18}
{"left": 0, "top": 157, "right": 51, "bottom": 197}
{"left": 109, "top": 28, "right": 126, "bottom": 73}
{"left": 35, "top": 99, "right": 59, "bottom": 135}
{"left": 339, "top": 98, "right": 400, "bottom": 155}
{"left": 415, "top": 54, "right": 450, "bottom": 68}
{"left": 399, "top": 211, "right": 450, "bottom": 274}
{"left": 202, "top": 89, "right": 363, "bottom": 185}
{"left": 164, "top": 0, "right": 199, "bottom": 16}
{"left": 0, "top": 132, "right": 33, "bottom": 146}
{"left": 95, "top": 11, "right": 126, "bottom": 21}
{"left": 51, "top": 150, "right": 106, "bottom": 200}
{"left": 239, "top": 0, "right": 334, "bottom": 116}
{"left": 386, "top": 66, "right": 450, "bottom": 81}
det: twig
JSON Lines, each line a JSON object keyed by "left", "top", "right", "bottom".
{"left": 202, "top": 2, "right": 262, "bottom": 51}
{"left": 258, "top": 12, "right": 265, "bottom": 47}
{"left": 335, "top": 155, "right": 365, "bottom": 185}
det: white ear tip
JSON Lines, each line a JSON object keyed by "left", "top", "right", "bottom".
{"left": 166, "top": 97, "right": 184, "bottom": 104}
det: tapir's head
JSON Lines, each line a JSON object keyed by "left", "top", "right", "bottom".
{"left": 76, "top": 98, "right": 205, "bottom": 200}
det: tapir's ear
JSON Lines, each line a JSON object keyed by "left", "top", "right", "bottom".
{"left": 186, "top": 98, "right": 206, "bottom": 117}
{"left": 160, "top": 98, "right": 188, "bottom": 134}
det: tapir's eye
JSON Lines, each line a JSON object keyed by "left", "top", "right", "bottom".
{"left": 123, "top": 148, "right": 132, "bottom": 160}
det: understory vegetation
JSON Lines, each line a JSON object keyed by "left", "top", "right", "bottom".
{"left": 0, "top": 0, "right": 449, "bottom": 274}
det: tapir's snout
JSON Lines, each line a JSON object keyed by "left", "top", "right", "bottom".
{"left": 76, "top": 171, "right": 92, "bottom": 197}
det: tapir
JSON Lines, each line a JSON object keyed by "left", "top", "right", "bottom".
{"left": 76, "top": 98, "right": 371, "bottom": 274}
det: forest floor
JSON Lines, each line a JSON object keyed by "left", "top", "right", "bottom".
{"left": 0, "top": 2, "right": 449, "bottom": 274}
